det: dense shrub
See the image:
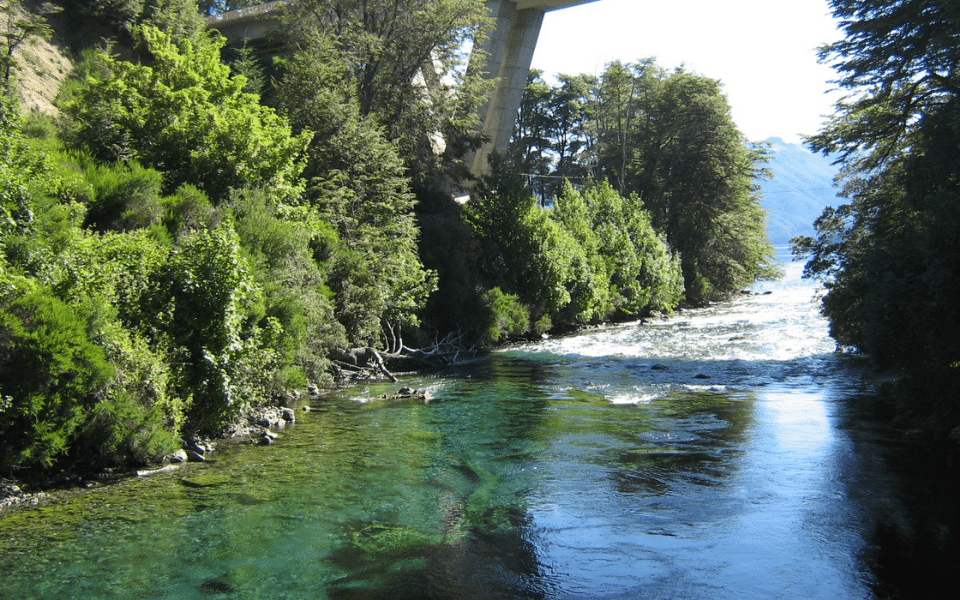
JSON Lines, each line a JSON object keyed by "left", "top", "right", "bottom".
{"left": 0, "top": 283, "right": 114, "bottom": 470}
{"left": 467, "top": 159, "right": 683, "bottom": 334}
{"left": 158, "top": 219, "right": 263, "bottom": 434}
{"left": 82, "top": 161, "right": 165, "bottom": 232}
{"left": 479, "top": 287, "right": 529, "bottom": 345}
{"left": 58, "top": 25, "right": 311, "bottom": 202}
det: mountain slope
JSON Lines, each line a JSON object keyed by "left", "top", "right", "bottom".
{"left": 759, "top": 137, "right": 842, "bottom": 246}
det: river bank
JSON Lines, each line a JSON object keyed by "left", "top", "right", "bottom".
{"left": 0, "top": 402, "right": 307, "bottom": 513}
{"left": 2, "top": 258, "right": 959, "bottom": 599}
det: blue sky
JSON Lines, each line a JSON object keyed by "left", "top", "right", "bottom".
{"left": 531, "top": 0, "right": 844, "bottom": 145}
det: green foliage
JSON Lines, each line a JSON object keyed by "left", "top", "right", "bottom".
{"left": 509, "top": 60, "right": 777, "bottom": 305}
{"left": 161, "top": 183, "right": 221, "bottom": 239}
{"left": 0, "top": 283, "right": 114, "bottom": 470}
{"left": 140, "top": 0, "right": 206, "bottom": 44}
{"left": 46, "top": 229, "right": 168, "bottom": 329}
{"left": 796, "top": 0, "right": 960, "bottom": 430}
{"left": 158, "top": 218, "right": 262, "bottom": 433}
{"left": 479, "top": 287, "right": 529, "bottom": 345}
{"left": 71, "top": 300, "right": 182, "bottom": 467}
{"left": 64, "top": 0, "right": 206, "bottom": 46}
{"left": 58, "top": 25, "right": 311, "bottom": 202}
{"left": 555, "top": 181, "right": 683, "bottom": 317}
{"left": 274, "top": 41, "right": 436, "bottom": 346}
{"left": 0, "top": 95, "right": 43, "bottom": 242}
{"left": 282, "top": 0, "right": 493, "bottom": 189}
{"left": 465, "top": 157, "right": 685, "bottom": 336}
{"left": 228, "top": 40, "right": 265, "bottom": 96}
{"left": 613, "top": 65, "right": 776, "bottom": 303}
{"left": 81, "top": 161, "right": 164, "bottom": 232}
{"left": 229, "top": 187, "right": 345, "bottom": 385}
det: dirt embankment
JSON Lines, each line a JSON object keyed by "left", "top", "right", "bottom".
{"left": 10, "top": 2, "right": 75, "bottom": 116}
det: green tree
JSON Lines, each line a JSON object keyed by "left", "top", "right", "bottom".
{"left": 508, "top": 71, "right": 593, "bottom": 204}
{"left": 508, "top": 69, "right": 554, "bottom": 203}
{"left": 59, "top": 25, "right": 310, "bottom": 202}
{"left": 38, "top": 230, "right": 184, "bottom": 466}
{"left": 467, "top": 156, "right": 596, "bottom": 330}
{"left": 623, "top": 66, "right": 775, "bottom": 303}
{"left": 141, "top": 0, "right": 206, "bottom": 44}
{"left": 273, "top": 38, "right": 436, "bottom": 347}
{"left": 281, "top": 0, "right": 493, "bottom": 189}
{"left": 795, "top": 0, "right": 960, "bottom": 428}
{"left": 807, "top": 0, "right": 960, "bottom": 174}
{"left": 156, "top": 218, "right": 264, "bottom": 434}
{"left": 228, "top": 188, "right": 345, "bottom": 385}
{"left": 548, "top": 74, "right": 593, "bottom": 192}
{"left": 510, "top": 60, "right": 776, "bottom": 304}
{"left": 591, "top": 61, "right": 658, "bottom": 194}
{"left": 553, "top": 180, "right": 683, "bottom": 317}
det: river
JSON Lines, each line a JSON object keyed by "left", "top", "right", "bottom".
{"left": 1, "top": 252, "right": 958, "bottom": 599}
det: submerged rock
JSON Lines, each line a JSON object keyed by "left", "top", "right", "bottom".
{"left": 381, "top": 387, "right": 429, "bottom": 401}
{"left": 198, "top": 577, "right": 233, "bottom": 594}
{"left": 136, "top": 465, "right": 180, "bottom": 477}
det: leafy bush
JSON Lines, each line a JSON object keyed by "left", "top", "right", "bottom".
{"left": 47, "top": 229, "right": 169, "bottom": 330}
{"left": 0, "top": 96, "right": 43, "bottom": 242}
{"left": 162, "top": 183, "right": 221, "bottom": 240}
{"left": 157, "top": 219, "right": 261, "bottom": 433}
{"left": 71, "top": 300, "right": 182, "bottom": 466}
{"left": 82, "top": 161, "right": 164, "bottom": 232}
{"left": 0, "top": 283, "right": 114, "bottom": 470}
{"left": 479, "top": 287, "right": 529, "bottom": 345}
{"left": 58, "top": 26, "right": 311, "bottom": 202}
{"left": 229, "top": 187, "right": 345, "bottom": 385}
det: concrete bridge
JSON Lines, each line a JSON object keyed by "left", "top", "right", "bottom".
{"left": 207, "top": 1, "right": 599, "bottom": 176}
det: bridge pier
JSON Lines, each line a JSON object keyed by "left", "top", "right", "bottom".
{"left": 208, "top": 1, "right": 598, "bottom": 177}
{"left": 468, "top": 1, "right": 596, "bottom": 177}
{"left": 468, "top": 2, "right": 545, "bottom": 176}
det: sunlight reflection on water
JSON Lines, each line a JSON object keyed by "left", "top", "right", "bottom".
{"left": 2, "top": 252, "right": 957, "bottom": 599}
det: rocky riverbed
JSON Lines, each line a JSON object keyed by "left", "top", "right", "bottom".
{"left": 0, "top": 402, "right": 307, "bottom": 513}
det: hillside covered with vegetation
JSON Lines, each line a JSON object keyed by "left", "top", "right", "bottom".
{"left": 0, "top": 0, "right": 776, "bottom": 475}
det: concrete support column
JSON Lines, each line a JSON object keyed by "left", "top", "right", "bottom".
{"left": 468, "top": 0, "right": 547, "bottom": 177}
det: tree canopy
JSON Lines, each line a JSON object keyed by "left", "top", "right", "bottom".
{"left": 795, "top": 0, "right": 960, "bottom": 433}
{"left": 279, "top": 0, "right": 493, "bottom": 190}
{"left": 59, "top": 25, "right": 310, "bottom": 201}
{"left": 509, "top": 61, "right": 777, "bottom": 304}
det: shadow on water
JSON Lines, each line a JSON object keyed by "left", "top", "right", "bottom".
{"left": 831, "top": 394, "right": 960, "bottom": 599}
{"left": 322, "top": 501, "right": 547, "bottom": 600}
{"left": 2, "top": 290, "right": 959, "bottom": 600}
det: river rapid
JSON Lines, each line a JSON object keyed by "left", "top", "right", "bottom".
{"left": 1, "top": 252, "right": 958, "bottom": 599}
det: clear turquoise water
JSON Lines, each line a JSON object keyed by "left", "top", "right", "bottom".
{"left": 1, "top": 256, "right": 957, "bottom": 599}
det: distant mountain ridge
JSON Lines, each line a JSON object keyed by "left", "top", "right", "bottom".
{"left": 758, "top": 137, "right": 842, "bottom": 246}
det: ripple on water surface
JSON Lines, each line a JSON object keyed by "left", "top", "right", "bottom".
{"left": 2, "top": 257, "right": 955, "bottom": 599}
